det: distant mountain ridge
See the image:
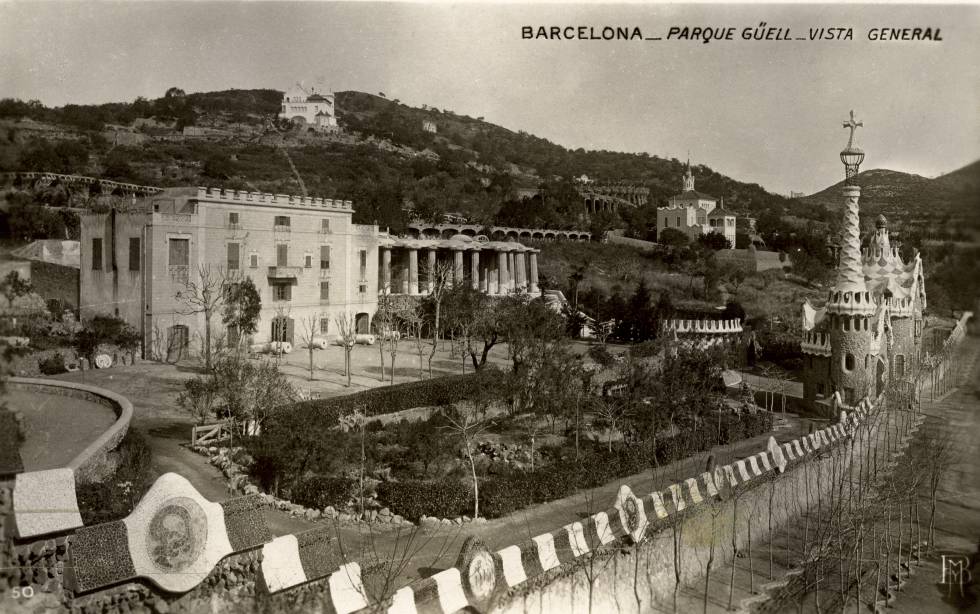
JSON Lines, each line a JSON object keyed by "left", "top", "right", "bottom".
{"left": 800, "top": 162, "right": 980, "bottom": 226}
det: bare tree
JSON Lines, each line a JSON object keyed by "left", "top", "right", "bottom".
{"left": 442, "top": 404, "right": 487, "bottom": 519}
{"left": 375, "top": 294, "right": 393, "bottom": 382}
{"left": 426, "top": 261, "right": 454, "bottom": 378}
{"left": 175, "top": 263, "right": 227, "bottom": 371}
{"left": 298, "top": 311, "right": 320, "bottom": 381}
{"left": 335, "top": 312, "right": 358, "bottom": 387}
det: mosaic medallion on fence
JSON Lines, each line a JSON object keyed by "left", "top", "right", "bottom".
{"left": 456, "top": 536, "right": 498, "bottom": 604}
{"left": 614, "top": 485, "right": 648, "bottom": 544}
{"left": 68, "top": 473, "right": 271, "bottom": 594}
{"left": 146, "top": 496, "right": 208, "bottom": 573}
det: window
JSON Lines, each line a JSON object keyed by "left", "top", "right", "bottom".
{"left": 844, "top": 353, "right": 855, "bottom": 371}
{"left": 304, "top": 254, "right": 312, "bottom": 268}
{"left": 895, "top": 354, "right": 905, "bottom": 377}
{"left": 358, "top": 283, "right": 367, "bottom": 294}
{"left": 128, "top": 237, "right": 140, "bottom": 272}
{"left": 227, "top": 243, "right": 240, "bottom": 270}
{"left": 274, "top": 215, "right": 291, "bottom": 228}
{"left": 249, "top": 254, "right": 258, "bottom": 268}
{"left": 914, "top": 319, "right": 922, "bottom": 337}
{"left": 91, "top": 238, "right": 103, "bottom": 270}
{"left": 816, "top": 382, "right": 825, "bottom": 398}
{"left": 845, "top": 387, "right": 855, "bottom": 405}
{"left": 320, "top": 318, "right": 329, "bottom": 334}
{"left": 676, "top": 216, "right": 681, "bottom": 227}
{"left": 320, "top": 281, "right": 330, "bottom": 302}
{"left": 359, "top": 250, "right": 367, "bottom": 278}
{"left": 273, "top": 283, "right": 291, "bottom": 302}
{"left": 320, "top": 219, "right": 330, "bottom": 233}
{"left": 168, "top": 238, "right": 189, "bottom": 266}
{"left": 228, "top": 212, "right": 240, "bottom": 227}
{"left": 277, "top": 244, "right": 288, "bottom": 267}
{"left": 320, "top": 246, "right": 330, "bottom": 270}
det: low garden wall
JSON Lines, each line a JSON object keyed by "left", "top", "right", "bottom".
{"left": 5, "top": 378, "right": 133, "bottom": 485}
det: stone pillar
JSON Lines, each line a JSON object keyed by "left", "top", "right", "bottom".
{"left": 507, "top": 252, "right": 516, "bottom": 292}
{"left": 497, "top": 251, "right": 508, "bottom": 295}
{"left": 453, "top": 249, "right": 464, "bottom": 286}
{"left": 381, "top": 248, "right": 392, "bottom": 293}
{"left": 408, "top": 248, "right": 419, "bottom": 295}
{"left": 529, "top": 252, "right": 539, "bottom": 294}
{"left": 427, "top": 249, "right": 437, "bottom": 294}
{"left": 515, "top": 252, "right": 526, "bottom": 291}
{"left": 471, "top": 250, "right": 480, "bottom": 290}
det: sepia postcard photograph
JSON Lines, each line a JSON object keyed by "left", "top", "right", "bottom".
{"left": 0, "top": 1, "right": 978, "bottom": 613}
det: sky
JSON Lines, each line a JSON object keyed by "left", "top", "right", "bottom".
{"left": 1, "top": 2, "right": 977, "bottom": 195}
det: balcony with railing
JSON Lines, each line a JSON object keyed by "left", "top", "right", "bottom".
{"left": 267, "top": 266, "right": 302, "bottom": 280}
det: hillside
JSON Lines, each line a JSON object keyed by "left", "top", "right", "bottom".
{"left": 800, "top": 163, "right": 980, "bottom": 238}
{"left": 0, "top": 88, "right": 805, "bottom": 232}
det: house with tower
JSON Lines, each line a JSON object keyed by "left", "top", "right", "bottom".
{"left": 800, "top": 112, "right": 927, "bottom": 410}
{"left": 656, "top": 161, "right": 737, "bottom": 248}
{"left": 278, "top": 83, "right": 339, "bottom": 131}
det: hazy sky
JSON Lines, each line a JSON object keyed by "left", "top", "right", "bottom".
{"left": 1, "top": 2, "right": 977, "bottom": 194}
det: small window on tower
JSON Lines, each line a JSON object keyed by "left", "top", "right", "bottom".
{"left": 249, "top": 254, "right": 258, "bottom": 268}
{"left": 844, "top": 353, "right": 855, "bottom": 371}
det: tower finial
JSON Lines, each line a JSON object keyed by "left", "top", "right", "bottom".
{"left": 840, "top": 110, "right": 865, "bottom": 180}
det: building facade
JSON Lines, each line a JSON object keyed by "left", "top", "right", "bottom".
{"left": 656, "top": 162, "right": 736, "bottom": 248}
{"left": 81, "top": 187, "right": 379, "bottom": 359}
{"left": 800, "top": 116, "right": 926, "bottom": 410}
{"left": 278, "top": 84, "right": 339, "bottom": 131}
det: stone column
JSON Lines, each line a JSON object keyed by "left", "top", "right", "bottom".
{"left": 497, "top": 251, "right": 508, "bottom": 295}
{"left": 453, "top": 249, "right": 464, "bottom": 286}
{"left": 471, "top": 250, "right": 480, "bottom": 291}
{"left": 381, "top": 248, "right": 391, "bottom": 293}
{"left": 529, "top": 252, "right": 539, "bottom": 294}
{"left": 408, "top": 248, "right": 418, "bottom": 295}
{"left": 515, "top": 252, "right": 526, "bottom": 291}
{"left": 427, "top": 249, "right": 437, "bottom": 294}
{"left": 507, "top": 252, "right": 516, "bottom": 293}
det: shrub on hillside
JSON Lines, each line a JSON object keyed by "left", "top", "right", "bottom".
{"left": 290, "top": 476, "right": 358, "bottom": 511}
{"left": 76, "top": 430, "right": 153, "bottom": 524}
{"left": 37, "top": 351, "right": 67, "bottom": 375}
{"left": 377, "top": 479, "right": 471, "bottom": 521}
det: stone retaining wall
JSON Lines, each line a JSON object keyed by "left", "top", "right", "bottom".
{"left": 6, "top": 378, "right": 133, "bottom": 485}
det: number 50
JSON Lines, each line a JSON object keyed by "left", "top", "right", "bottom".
{"left": 12, "top": 586, "right": 35, "bottom": 599}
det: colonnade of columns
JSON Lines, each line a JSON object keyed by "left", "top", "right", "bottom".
{"left": 380, "top": 245, "right": 540, "bottom": 296}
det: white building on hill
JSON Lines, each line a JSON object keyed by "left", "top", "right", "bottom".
{"left": 279, "top": 84, "right": 339, "bottom": 131}
{"left": 656, "top": 161, "right": 736, "bottom": 248}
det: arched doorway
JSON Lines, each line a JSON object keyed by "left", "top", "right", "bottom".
{"left": 355, "top": 312, "right": 370, "bottom": 334}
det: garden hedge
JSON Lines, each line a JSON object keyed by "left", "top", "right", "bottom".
{"left": 377, "top": 479, "right": 472, "bottom": 520}
{"left": 0, "top": 408, "right": 24, "bottom": 478}
{"left": 290, "top": 476, "right": 358, "bottom": 511}
{"left": 290, "top": 368, "right": 504, "bottom": 418}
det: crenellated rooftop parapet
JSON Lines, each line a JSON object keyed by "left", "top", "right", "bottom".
{"left": 664, "top": 318, "right": 743, "bottom": 335}
{"left": 196, "top": 187, "right": 354, "bottom": 211}
{"left": 801, "top": 331, "right": 832, "bottom": 357}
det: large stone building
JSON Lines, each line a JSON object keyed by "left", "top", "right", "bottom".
{"left": 278, "top": 84, "right": 339, "bottom": 131}
{"left": 79, "top": 187, "right": 543, "bottom": 359}
{"left": 800, "top": 113, "right": 926, "bottom": 410}
{"left": 656, "top": 162, "right": 736, "bottom": 248}
{"left": 80, "top": 187, "right": 379, "bottom": 358}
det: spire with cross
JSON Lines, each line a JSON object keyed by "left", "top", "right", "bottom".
{"left": 840, "top": 110, "right": 866, "bottom": 180}
{"left": 842, "top": 110, "right": 863, "bottom": 149}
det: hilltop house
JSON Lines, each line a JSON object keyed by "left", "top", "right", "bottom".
{"left": 656, "top": 161, "right": 737, "bottom": 248}
{"left": 278, "top": 84, "right": 339, "bottom": 131}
